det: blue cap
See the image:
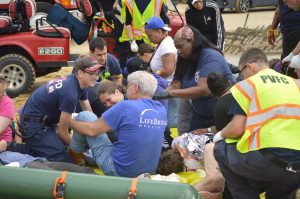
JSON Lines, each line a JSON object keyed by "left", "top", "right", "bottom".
{"left": 145, "top": 16, "right": 171, "bottom": 31}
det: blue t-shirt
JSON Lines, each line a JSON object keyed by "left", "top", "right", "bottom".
{"left": 153, "top": 73, "right": 169, "bottom": 110}
{"left": 22, "top": 75, "right": 88, "bottom": 124}
{"left": 101, "top": 54, "right": 122, "bottom": 80}
{"left": 107, "top": 53, "right": 122, "bottom": 75}
{"left": 278, "top": 0, "right": 300, "bottom": 34}
{"left": 102, "top": 98, "right": 167, "bottom": 177}
{"left": 182, "top": 48, "right": 235, "bottom": 119}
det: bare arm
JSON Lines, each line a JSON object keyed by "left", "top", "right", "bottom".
{"left": 58, "top": 111, "right": 73, "bottom": 145}
{"left": 159, "top": 53, "right": 176, "bottom": 78}
{"left": 270, "top": 6, "right": 280, "bottom": 29}
{"left": 70, "top": 117, "right": 111, "bottom": 137}
{"left": 292, "top": 41, "right": 300, "bottom": 55}
{"left": 221, "top": 114, "right": 247, "bottom": 138}
{"left": 112, "top": 74, "right": 123, "bottom": 85}
{"left": 167, "top": 79, "right": 181, "bottom": 90}
{"left": 79, "top": 100, "right": 92, "bottom": 112}
{"left": 168, "top": 78, "right": 210, "bottom": 99}
{"left": 192, "top": 126, "right": 217, "bottom": 135}
{"left": 0, "top": 116, "right": 12, "bottom": 135}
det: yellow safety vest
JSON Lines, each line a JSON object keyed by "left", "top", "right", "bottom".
{"left": 227, "top": 69, "right": 300, "bottom": 153}
{"left": 119, "top": 0, "right": 164, "bottom": 43}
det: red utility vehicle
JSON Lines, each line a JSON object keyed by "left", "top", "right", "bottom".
{"left": 0, "top": 0, "right": 184, "bottom": 97}
{"left": 0, "top": 0, "right": 74, "bottom": 97}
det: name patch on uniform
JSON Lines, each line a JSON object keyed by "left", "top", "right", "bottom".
{"left": 38, "top": 47, "right": 64, "bottom": 55}
{"left": 260, "top": 75, "right": 289, "bottom": 84}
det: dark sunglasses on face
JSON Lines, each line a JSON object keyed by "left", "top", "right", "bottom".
{"left": 240, "top": 60, "right": 257, "bottom": 74}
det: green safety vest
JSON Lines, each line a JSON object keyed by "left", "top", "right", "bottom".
{"left": 227, "top": 69, "right": 300, "bottom": 153}
{"left": 119, "top": 0, "right": 164, "bottom": 43}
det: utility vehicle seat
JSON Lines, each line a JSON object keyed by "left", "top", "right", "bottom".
{"left": 9, "top": 0, "right": 36, "bottom": 20}
{"left": 32, "top": 25, "right": 70, "bottom": 38}
{"left": 0, "top": 0, "right": 36, "bottom": 34}
{"left": 0, "top": 16, "right": 12, "bottom": 29}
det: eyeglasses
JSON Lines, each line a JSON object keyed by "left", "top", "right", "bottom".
{"left": 84, "top": 71, "right": 99, "bottom": 78}
{"left": 240, "top": 60, "right": 256, "bottom": 74}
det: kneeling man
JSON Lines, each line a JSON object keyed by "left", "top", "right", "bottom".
{"left": 69, "top": 71, "right": 167, "bottom": 177}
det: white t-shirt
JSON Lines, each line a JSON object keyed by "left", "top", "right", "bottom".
{"left": 150, "top": 36, "right": 177, "bottom": 84}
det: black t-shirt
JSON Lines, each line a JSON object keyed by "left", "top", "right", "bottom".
{"left": 214, "top": 93, "right": 235, "bottom": 131}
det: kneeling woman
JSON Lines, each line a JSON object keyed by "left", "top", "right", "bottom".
{"left": 167, "top": 26, "right": 235, "bottom": 131}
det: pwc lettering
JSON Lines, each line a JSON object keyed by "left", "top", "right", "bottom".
{"left": 260, "top": 75, "right": 289, "bottom": 84}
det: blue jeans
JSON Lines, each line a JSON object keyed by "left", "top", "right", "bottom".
{"left": 70, "top": 111, "right": 118, "bottom": 176}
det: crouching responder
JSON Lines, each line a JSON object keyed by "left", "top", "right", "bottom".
{"left": 213, "top": 48, "right": 300, "bottom": 198}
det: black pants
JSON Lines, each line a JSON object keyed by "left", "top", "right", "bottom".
{"left": 115, "top": 40, "right": 144, "bottom": 70}
{"left": 281, "top": 30, "right": 300, "bottom": 78}
{"left": 214, "top": 141, "right": 300, "bottom": 199}
{"left": 25, "top": 160, "right": 96, "bottom": 174}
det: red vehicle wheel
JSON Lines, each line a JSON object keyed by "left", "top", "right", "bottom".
{"left": 0, "top": 54, "right": 36, "bottom": 98}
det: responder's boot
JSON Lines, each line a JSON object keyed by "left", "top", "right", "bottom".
{"left": 67, "top": 148, "right": 86, "bottom": 166}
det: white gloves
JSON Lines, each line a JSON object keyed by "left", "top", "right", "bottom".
{"left": 71, "top": 113, "right": 78, "bottom": 119}
{"left": 171, "top": 135, "right": 186, "bottom": 150}
{"left": 290, "top": 55, "right": 300, "bottom": 69}
{"left": 213, "top": 131, "right": 224, "bottom": 143}
{"left": 282, "top": 52, "right": 294, "bottom": 64}
{"left": 130, "top": 40, "right": 138, "bottom": 52}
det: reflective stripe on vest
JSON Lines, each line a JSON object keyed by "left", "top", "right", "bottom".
{"left": 234, "top": 79, "right": 260, "bottom": 114}
{"left": 246, "top": 104, "right": 300, "bottom": 128}
{"left": 154, "top": 0, "right": 163, "bottom": 16}
{"left": 125, "top": 0, "right": 133, "bottom": 15}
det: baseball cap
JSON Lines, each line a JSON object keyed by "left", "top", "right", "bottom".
{"left": 145, "top": 16, "right": 171, "bottom": 31}
{"left": 192, "top": 0, "right": 203, "bottom": 4}
{"left": 75, "top": 55, "right": 101, "bottom": 73}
